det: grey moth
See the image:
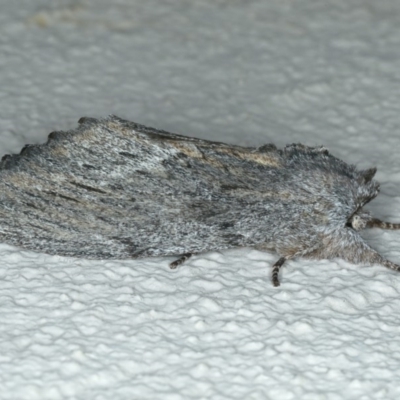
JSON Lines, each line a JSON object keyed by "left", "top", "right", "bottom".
{"left": 0, "top": 115, "right": 399, "bottom": 286}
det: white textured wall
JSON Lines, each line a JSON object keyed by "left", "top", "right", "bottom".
{"left": 1, "top": 1, "right": 400, "bottom": 399}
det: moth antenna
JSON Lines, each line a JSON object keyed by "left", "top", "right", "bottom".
{"left": 169, "top": 253, "right": 192, "bottom": 269}
{"left": 366, "top": 218, "right": 400, "bottom": 230}
{"left": 272, "top": 257, "right": 286, "bottom": 287}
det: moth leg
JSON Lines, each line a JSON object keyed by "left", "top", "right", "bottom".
{"left": 272, "top": 257, "right": 286, "bottom": 287}
{"left": 366, "top": 218, "right": 400, "bottom": 230}
{"left": 169, "top": 253, "right": 192, "bottom": 269}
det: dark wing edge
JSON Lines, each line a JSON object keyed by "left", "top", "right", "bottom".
{"left": 0, "top": 115, "right": 283, "bottom": 173}
{"left": 106, "top": 114, "right": 253, "bottom": 150}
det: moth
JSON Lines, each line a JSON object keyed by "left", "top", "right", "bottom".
{"left": 0, "top": 115, "right": 399, "bottom": 286}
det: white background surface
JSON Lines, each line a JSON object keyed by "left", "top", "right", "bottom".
{"left": 1, "top": 1, "right": 400, "bottom": 399}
